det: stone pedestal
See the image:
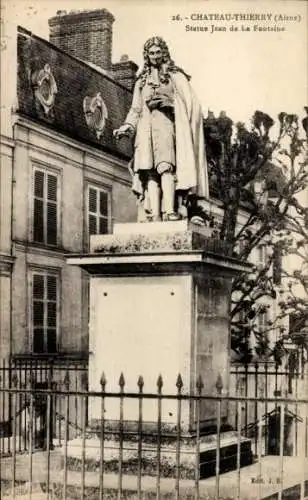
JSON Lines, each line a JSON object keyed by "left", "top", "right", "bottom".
{"left": 68, "top": 221, "right": 249, "bottom": 433}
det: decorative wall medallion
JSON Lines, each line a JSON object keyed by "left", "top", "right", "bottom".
{"left": 83, "top": 92, "right": 108, "bottom": 139}
{"left": 31, "top": 64, "right": 58, "bottom": 116}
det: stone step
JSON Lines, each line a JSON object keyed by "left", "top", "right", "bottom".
{"left": 62, "top": 431, "right": 253, "bottom": 479}
{"left": 1, "top": 451, "right": 307, "bottom": 499}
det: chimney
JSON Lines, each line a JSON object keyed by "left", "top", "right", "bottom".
{"left": 112, "top": 55, "right": 138, "bottom": 91}
{"left": 48, "top": 9, "right": 115, "bottom": 70}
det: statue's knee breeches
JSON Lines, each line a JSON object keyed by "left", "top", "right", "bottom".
{"left": 151, "top": 110, "right": 176, "bottom": 169}
{"left": 156, "top": 161, "right": 174, "bottom": 175}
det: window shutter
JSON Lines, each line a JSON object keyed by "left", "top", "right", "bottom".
{"left": 88, "top": 185, "right": 110, "bottom": 237}
{"left": 100, "top": 191, "right": 108, "bottom": 217}
{"left": 33, "top": 170, "right": 45, "bottom": 243}
{"left": 31, "top": 272, "right": 58, "bottom": 354}
{"left": 99, "top": 218, "right": 108, "bottom": 234}
{"left": 33, "top": 169, "right": 58, "bottom": 245}
{"left": 47, "top": 275, "right": 57, "bottom": 301}
{"left": 89, "top": 188, "right": 97, "bottom": 213}
{"left": 47, "top": 174, "right": 57, "bottom": 201}
{"left": 33, "top": 328, "right": 44, "bottom": 354}
{"left": 47, "top": 173, "right": 58, "bottom": 245}
{"left": 89, "top": 216, "right": 97, "bottom": 235}
{"left": 33, "top": 274, "right": 44, "bottom": 299}
{"left": 34, "top": 170, "right": 44, "bottom": 197}
{"left": 47, "top": 202, "right": 57, "bottom": 245}
{"left": 47, "top": 275, "right": 57, "bottom": 353}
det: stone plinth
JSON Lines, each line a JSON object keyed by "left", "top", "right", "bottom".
{"left": 64, "top": 430, "right": 253, "bottom": 480}
{"left": 67, "top": 221, "right": 249, "bottom": 432}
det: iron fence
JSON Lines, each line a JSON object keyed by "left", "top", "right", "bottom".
{"left": 230, "top": 361, "right": 307, "bottom": 458}
{"left": 0, "top": 357, "right": 88, "bottom": 455}
{"left": 0, "top": 363, "right": 308, "bottom": 499}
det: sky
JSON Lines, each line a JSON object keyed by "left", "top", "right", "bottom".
{"left": 1, "top": 0, "right": 307, "bottom": 124}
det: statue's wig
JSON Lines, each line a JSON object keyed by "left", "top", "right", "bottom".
{"left": 143, "top": 37, "right": 173, "bottom": 66}
{"left": 138, "top": 36, "right": 190, "bottom": 86}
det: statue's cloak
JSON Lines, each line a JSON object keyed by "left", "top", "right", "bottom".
{"left": 125, "top": 71, "right": 209, "bottom": 200}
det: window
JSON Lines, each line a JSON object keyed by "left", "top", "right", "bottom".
{"left": 88, "top": 185, "right": 110, "bottom": 236}
{"left": 30, "top": 270, "right": 59, "bottom": 353}
{"left": 33, "top": 168, "right": 59, "bottom": 245}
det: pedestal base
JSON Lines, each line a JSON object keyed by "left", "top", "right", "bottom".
{"left": 67, "top": 222, "right": 251, "bottom": 430}
{"left": 64, "top": 431, "right": 252, "bottom": 480}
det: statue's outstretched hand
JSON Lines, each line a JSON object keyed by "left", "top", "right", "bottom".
{"left": 113, "top": 124, "right": 134, "bottom": 140}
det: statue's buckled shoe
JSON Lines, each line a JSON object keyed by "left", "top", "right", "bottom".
{"left": 166, "top": 212, "right": 181, "bottom": 221}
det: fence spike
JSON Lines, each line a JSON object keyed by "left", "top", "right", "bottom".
{"left": 216, "top": 374, "right": 223, "bottom": 394}
{"left": 137, "top": 375, "right": 144, "bottom": 390}
{"left": 196, "top": 374, "right": 204, "bottom": 392}
{"left": 100, "top": 372, "right": 107, "bottom": 390}
{"left": 157, "top": 374, "right": 163, "bottom": 391}
{"left": 119, "top": 372, "right": 125, "bottom": 389}
{"left": 176, "top": 373, "right": 183, "bottom": 391}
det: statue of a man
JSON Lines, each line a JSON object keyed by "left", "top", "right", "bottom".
{"left": 114, "top": 36, "right": 209, "bottom": 222}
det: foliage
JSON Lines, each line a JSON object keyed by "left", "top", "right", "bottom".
{"left": 203, "top": 109, "right": 308, "bottom": 363}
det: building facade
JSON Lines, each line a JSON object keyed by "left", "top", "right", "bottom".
{"left": 0, "top": 9, "right": 138, "bottom": 364}
{"left": 0, "top": 8, "right": 297, "bottom": 370}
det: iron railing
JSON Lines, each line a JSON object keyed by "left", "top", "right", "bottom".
{"left": 0, "top": 364, "right": 308, "bottom": 499}
{"left": 0, "top": 357, "right": 88, "bottom": 455}
{"left": 230, "top": 361, "right": 307, "bottom": 457}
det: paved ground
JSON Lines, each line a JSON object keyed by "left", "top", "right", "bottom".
{"left": 1, "top": 449, "right": 307, "bottom": 499}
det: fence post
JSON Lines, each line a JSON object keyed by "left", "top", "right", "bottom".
{"left": 236, "top": 394, "right": 242, "bottom": 500}
{"left": 137, "top": 375, "right": 144, "bottom": 500}
{"left": 63, "top": 370, "right": 70, "bottom": 500}
{"left": 195, "top": 375, "right": 203, "bottom": 500}
{"left": 11, "top": 373, "right": 18, "bottom": 500}
{"left": 118, "top": 373, "right": 125, "bottom": 500}
{"left": 264, "top": 362, "right": 268, "bottom": 453}
{"left": 81, "top": 371, "right": 88, "bottom": 500}
{"left": 244, "top": 364, "right": 248, "bottom": 437}
{"left": 278, "top": 375, "right": 288, "bottom": 500}
{"left": 257, "top": 399, "right": 264, "bottom": 500}
{"left": 156, "top": 374, "right": 163, "bottom": 500}
{"left": 45, "top": 366, "right": 52, "bottom": 500}
{"left": 215, "top": 374, "right": 223, "bottom": 500}
{"left": 27, "top": 371, "right": 35, "bottom": 500}
{"left": 175, "top": 374, "right": 183, "bottom": 500}
{"left": 254, "top": 363, "right": 259, "bottom": 453}
{"left": 99, "top": 372, "right": 106, "bottom": 500}
{"left": 0, "top": 361, "right": 4, "bottom": 457}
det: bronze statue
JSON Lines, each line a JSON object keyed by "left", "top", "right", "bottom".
{"left": 114, "top": 36, "right": 209, "bottom": 222}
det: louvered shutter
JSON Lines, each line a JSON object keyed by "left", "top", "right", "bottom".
{"left": 33, "top": 169, "right": 58, "bottom": 245}
{"left": 33, "top": 170, "right": 44, "bottom": 243}
{"left": 47, "top": 174, "right": 57, "bottom": 245}
{"left": 88, "top": 187, "right": 98, "bottom": 235}
{"left": 32, "top": 272, "right": 58, "bottom": 353}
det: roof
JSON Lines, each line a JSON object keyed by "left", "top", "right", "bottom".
{"left": 16, "top": 26, "right": 133, "bottom": 160}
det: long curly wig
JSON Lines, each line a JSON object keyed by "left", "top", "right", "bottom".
{"left": 138, "top": 36, "right": 190, "bottom": 87}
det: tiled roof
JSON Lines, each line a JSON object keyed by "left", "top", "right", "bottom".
{"left": 17, "top": 26, "right": 133, "bottom": 160}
